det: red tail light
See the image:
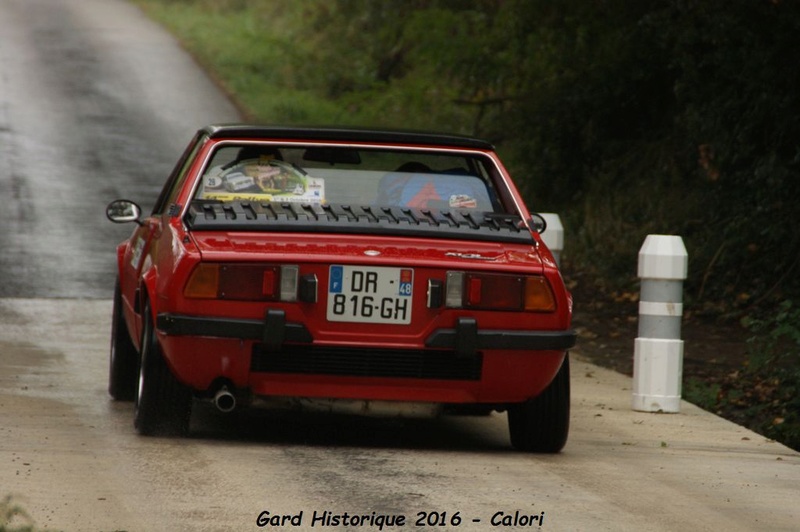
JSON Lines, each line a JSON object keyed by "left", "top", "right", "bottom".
{"left": 219, "top": 265, "right": 279, "bottom": 300}
{"left": 445, "top": 271, "right": 556, "bottom": 312}
{"left": 184, "top": 263, "right": 296, "bottom": 301}
{"left": 465, "top": 273, "right": 524, "bottom": 310}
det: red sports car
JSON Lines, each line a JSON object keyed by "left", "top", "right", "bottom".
{"left": 106, "top": 125, "right": 575, "bottom": 452}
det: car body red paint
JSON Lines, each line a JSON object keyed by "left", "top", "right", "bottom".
{"left": 107, "top": 125, "right": 575, "bottom": 451}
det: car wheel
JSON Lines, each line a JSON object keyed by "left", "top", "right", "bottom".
{"left": 108, "top": 280, "right": 138, "bottom": 401}
{"left": 134, "top": 301, "right": 192, "bottom": 437}
{"left": 507, "top": 355, "right": 570, "bottom": 453}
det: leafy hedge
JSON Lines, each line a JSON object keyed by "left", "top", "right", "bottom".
{"left": 687, "top": 300, "right": 800, "bottom": 450}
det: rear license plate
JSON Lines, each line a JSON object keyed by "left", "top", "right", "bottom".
{"left": 327, "top": 265, "right": 413, "bottom": 324}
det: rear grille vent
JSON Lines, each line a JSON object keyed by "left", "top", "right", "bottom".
{"left": 186, "top": 201, "right": 533, "bottom": 245}
{"left": 251, "top": 345, "right": 482, "bottom": 381}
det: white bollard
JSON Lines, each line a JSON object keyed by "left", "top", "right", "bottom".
{"left": 539, "top": 213, "right": 564, "bottom": 267}
{"left": 632, "top": 235, "right": 688, "bottom": 413}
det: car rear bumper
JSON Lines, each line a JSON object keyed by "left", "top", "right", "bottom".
{"left": 156, "top": 311, "right": 577, "bottom": 354}
{"left": 155, "top": 310, "right": 575, "bottom": 404}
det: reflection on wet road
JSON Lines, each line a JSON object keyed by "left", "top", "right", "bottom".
{"left": 0, "top": 0, "right": 239, "bottom": 298}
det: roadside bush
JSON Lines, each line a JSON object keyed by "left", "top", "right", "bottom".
{"left": 738, "top": 302, "right": 800, "bottom": 449}
{"left": 682, "top": 302, "right": 800, "bottom": 451}
{"left": 0, "top": 495, "right": 35, "bottom": 532}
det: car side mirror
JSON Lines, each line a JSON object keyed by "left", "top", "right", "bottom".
{"left": 106, "top": 199, "right": 143, "bottom": 225}
{"left": 530, "top": 213, "right": 547, "bottom": 234}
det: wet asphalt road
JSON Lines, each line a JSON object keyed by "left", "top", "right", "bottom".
{"left": 0, "top": 0, "right": 239, "bottom": 298}
{"left": 2, "top": 299, "right": 798, "bottom": 531}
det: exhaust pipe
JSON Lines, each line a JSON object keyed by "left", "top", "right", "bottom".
{"left": 214, "top": 387, "right": 236, "bottom": 413}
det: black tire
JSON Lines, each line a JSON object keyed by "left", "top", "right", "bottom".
{"left": 134, "top": 301, "right": 192, "bottom": 437}
{"left": 109, "top": 280, "right": 138, "bottom": 401}
{"left": 508, "top": 355, "right": 570, "bottom": 453}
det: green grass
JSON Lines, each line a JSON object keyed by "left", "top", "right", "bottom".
{"left": 682, "top": 377, "right": 721, "bottom": 413}
{"left": 131, "top": 1, "right": 475, "bottom": 131}
{"left": 132, "top": 1, "right": 335, "bottom": 123}
{"left": 0, "top": 495, "right": 35, "bottom": 532}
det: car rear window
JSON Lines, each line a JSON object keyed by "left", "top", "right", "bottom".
{"left": 193, "top": 143, "right": 505, "bottom": 213}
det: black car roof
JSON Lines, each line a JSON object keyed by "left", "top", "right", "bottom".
{"left": 202, "top": 124, "right": 495, "bottom": 151}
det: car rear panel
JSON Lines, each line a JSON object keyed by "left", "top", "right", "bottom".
{"left": 152, "top": 230, "right": 571, "bottom": 403}
{"left": 185, "top": 230, "right": 566, "bottom": 335}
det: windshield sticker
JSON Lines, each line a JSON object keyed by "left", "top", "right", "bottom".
{"left": 449, "top": 194, "right": 478, "bottom": 209}
{"left": 203, "top": 176, "right": 326, "bottom": 204}
{"left": 201, "top": 157, "right": 326, "bottom": 204}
